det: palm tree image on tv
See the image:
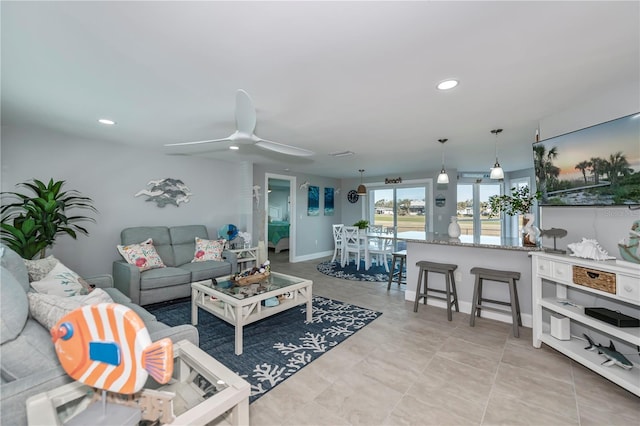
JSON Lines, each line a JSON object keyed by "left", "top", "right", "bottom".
{"left": 533, "top": 113, "right": 640, "bottom": 206}
{"left": 534, "top": 146, "right": 639, "bottom": 205}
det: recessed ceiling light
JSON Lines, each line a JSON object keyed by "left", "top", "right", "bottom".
{"left": 229, "top": 145, "right": 239, "bottom": 150}
{"left": 437, "top": 79, "right": 459, "bottom": 90}
{"left": 98, "top": 118, "right": 116, "bottom": 125}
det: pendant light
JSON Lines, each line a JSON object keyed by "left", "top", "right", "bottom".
{"left": 357, "top": 169, "right": 367, "bottom": 196}
{"left": 490, "top": 128, "right": 504, "bottom": 180}
{"left": 437, "top": 138, "right": 449, "bottom": 184}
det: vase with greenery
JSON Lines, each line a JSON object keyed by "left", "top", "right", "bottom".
{"left": 1, "top": 179, "right": 97, "bottom": 259}
{"left": 489, "top": 186, "right": 541, "bottom": 246}
{"left": 353, "top": 219, "right": 369, "bottom": 229}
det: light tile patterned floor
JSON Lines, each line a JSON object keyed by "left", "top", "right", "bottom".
{"left": 238, "top": 251, "right": 640, "bottom": 425}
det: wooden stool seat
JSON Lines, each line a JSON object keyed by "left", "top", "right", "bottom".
{"left": 413, "top": 260, "right": 459, "bottom": 321}
{"left": 387, "top": 250, "right": 407, "bottom": 290}
{"left": 469, "top": 267, "right": 522, "bottom": 337}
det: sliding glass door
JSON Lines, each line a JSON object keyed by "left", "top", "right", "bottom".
{"left": 368, "top": 181, "right": 432, "bottom": 233}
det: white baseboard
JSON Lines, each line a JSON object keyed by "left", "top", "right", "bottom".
{"left": 290, "top": 250, "right": 333, "bottom": 263}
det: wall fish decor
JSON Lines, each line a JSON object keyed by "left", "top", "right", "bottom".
{"left": 135, "top": 178, "right": 192, "bottom": 207}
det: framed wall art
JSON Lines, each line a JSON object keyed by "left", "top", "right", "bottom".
{"left": 324, "top": 187, "right": 334, "bottom": 216}
{"left": 307, "top": 185, "right": 319, "bottom": 216}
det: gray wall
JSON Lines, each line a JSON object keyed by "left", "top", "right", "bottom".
{"left": 537, "top": 82, "right": 640, "bottom": 256}
{"left": 1, "top": 125, "right": 247, "bottom": 276}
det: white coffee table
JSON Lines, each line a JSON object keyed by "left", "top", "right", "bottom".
{"left": 191, "top": 271, "right": 313, "bottom": 355}
{"left": 26, "top": 340, "right": 250, "bottom": 426}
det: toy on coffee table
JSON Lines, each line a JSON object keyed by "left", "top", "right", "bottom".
{"left": 232, "top": 260, "right": 271, "bottom": 286}
{"left": 50, "top": 303, "right": 175, "bottom": 425}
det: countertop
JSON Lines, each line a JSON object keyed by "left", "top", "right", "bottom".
{"left": 398, "top": 231, "right": 541, "bottom": 252}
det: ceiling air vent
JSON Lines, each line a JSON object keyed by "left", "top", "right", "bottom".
{"left": 329, "top": 151, "right": 355, "bottom": 157}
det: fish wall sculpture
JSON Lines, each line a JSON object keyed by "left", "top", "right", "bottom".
{"left": 134, "top": 178, "right": 192, "bottom": 207}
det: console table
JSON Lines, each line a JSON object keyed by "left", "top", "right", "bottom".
{"left": 530, "top": 252, "right": 640, "bottom": 396}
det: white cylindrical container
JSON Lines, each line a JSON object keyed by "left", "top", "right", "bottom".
{"left": 448, "top": 216, "right": 461, "bottom": 238}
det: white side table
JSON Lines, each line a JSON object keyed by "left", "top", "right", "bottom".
{"left": 26, "top": 340, "right": 250, "bottom": 426}
{"left": 229, "top": 246, "right": 258, "bottom": 272}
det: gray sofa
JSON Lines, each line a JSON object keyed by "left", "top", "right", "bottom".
{"left": 0, "top": 244, "right": 199, "bottom": 426}
{"left": 113, "top": 225, "right": 237, "bottom": 306}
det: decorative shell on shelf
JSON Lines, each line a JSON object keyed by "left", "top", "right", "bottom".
{"left": 567, "top": 238, "right": 615, "bottom": 261}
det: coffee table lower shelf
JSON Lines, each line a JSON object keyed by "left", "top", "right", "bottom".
{"left": 191, "top": 273, "right": 313, "bottom": 355}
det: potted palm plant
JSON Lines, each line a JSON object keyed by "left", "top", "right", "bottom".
{"left": 1, "top": 179, "right": 97, "bottom": 259}
{"left": 489, "top": 186, "right": 541, "bottom": 246}
{"left": 353, "top": 219, "right": 369, "bottom": 230}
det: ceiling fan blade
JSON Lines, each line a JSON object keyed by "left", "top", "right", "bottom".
{"left": 164, "top": 137, "right": 232, "bottom": 147}
{"left": 235, "top": 89, "right": 256, "bottom": 134}
{"left": 255, "top": 139, "right": 315, "bottom": 157}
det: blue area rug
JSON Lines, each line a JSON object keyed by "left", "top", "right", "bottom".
{"left": 317, "top": 259, "right": 405, "bottom": 282}
{"left": 147, "top": 296, "right": 381, "bottom": 403}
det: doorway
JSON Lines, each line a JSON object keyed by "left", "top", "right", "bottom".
{"left": 264, "top": 173, "right": 296, "bottom": 263}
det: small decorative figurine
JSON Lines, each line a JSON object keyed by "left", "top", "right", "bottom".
{"left": 567, "top": 238, "right": 615, "bottom": 261}
{"left": 50, "top": 303, "right": 175, "bottom": 424}
{"left": 51, "top": 303, "right": 174, "bottom": 394}
{"left": 618, "top": 220, "right": 640, "bottom": 264}
{"left": 583, "top": 334, "right": 633, "bottom": 370}
{"left": 540, "top": 227, "right": 568, "bottom": 254}
{"left": 522, "top": 213, "right": 541, "bottom": 246}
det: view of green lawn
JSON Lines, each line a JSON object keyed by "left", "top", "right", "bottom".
{"left": 372, "top": 214, "right": 503, "bottom": 236}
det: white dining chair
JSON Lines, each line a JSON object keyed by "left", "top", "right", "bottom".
{"left": 384, "top": 225, "right": 397, "bottom": 251}
{"left": 331, "top": 224, "right": 344, "bottom": 263}
{"left": 342, "top": 226, "right": 365, "bottom": 270}
{"left": 368, "top": 234, "right": 394, "bottom": 272}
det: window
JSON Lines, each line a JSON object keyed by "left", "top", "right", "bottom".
{"left": 456, "top": 180, "right": 501, "bottom": 242}
{"left": 506, "top": 177, "right": 532, "bottom": 240}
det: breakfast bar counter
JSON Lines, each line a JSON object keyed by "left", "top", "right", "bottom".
{"left": 402, "top": 232, "right": 537, "bottom": 327}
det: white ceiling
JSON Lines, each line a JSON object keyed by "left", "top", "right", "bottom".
{"left": 2, "top": 1, "right": 639, "bottom": 179}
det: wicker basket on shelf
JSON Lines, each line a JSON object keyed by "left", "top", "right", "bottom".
{"left": 232, "top": 271, "right": 270, "bottom": 286}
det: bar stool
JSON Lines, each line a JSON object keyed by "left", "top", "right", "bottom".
{"left": 413, "top": 261, "right": 459, "bottom": 321}
{"left": 387, "top": 250, "right": 407, "bottom": 290}
{"left": 469, "top": 267, "right": 522, "bottom": 337}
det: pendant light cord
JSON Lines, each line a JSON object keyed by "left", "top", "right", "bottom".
{"left": 491, "top": 129, "right": 503, "bottom": 163}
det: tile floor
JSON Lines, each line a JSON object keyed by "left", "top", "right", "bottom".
{"left": 241, "top": 251, "right": 639, "bottom": 425}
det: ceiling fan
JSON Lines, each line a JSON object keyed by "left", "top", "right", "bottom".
{"left": 165, "top": 89, "right": 314, "bottom": 157}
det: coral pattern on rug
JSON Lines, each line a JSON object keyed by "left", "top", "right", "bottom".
{"left": 317, "top": 260, "right": 404, "bottom": 282}
{"left": 147, "top": 295, "right": 381, "bottom": 402}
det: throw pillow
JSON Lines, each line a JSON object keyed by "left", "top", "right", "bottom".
{"left": 23, "top": 255, "right": 59, "bottom": 282}
{"left": 117, "top": 238, "right": 166, "bottom": 271}
{"left": 192, "top": 237, "right": 225, "bottom": 262}
{"left": 27, "top": 288, "right": 114, "bottom": 330}
{"left": 29, "top": 262, "right": 93, "bottom": 297}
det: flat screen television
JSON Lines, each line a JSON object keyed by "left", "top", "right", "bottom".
{"left": 533, "top": 112, "right": 640, "bottom": 206}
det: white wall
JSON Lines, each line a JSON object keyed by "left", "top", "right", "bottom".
{"left": 1, "top": 125, "right": 247, "bottom": 276}
{"left": 537, "top": 82, "right": 640, "bottom": 256}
